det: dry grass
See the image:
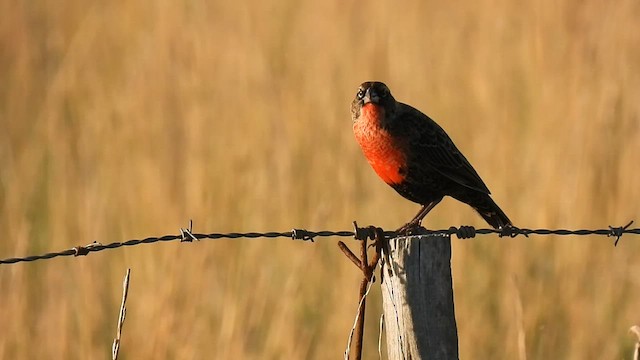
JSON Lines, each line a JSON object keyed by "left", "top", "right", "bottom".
{"left": 1, "top": 0, "right": 639, "bottom": 358}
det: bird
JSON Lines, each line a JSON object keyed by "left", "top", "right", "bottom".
{"left": 351, "top": 81, "right": 512, "bottom": 233}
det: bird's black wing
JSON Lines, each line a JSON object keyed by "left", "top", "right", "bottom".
{"left": 394, "top": 103, "right": 491, "bottom": 194}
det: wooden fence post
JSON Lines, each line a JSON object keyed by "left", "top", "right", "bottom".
{"left": 381, "top": 233, "right": 459, "bottom": 360}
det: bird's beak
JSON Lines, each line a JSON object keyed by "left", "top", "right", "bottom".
{"left": 362, "top": 88, "right": 378, "bottom": 105}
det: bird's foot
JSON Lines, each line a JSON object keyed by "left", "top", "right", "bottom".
{"left": 395, "top": 221, "right": 424, "bottom": 236}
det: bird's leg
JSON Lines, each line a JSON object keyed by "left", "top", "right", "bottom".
{"left": 396, "top": 197, "right": 443, "bottom": 235}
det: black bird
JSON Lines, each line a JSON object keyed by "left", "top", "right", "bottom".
{"left": 351, "top": 81, "right": 512, "bottom": 231}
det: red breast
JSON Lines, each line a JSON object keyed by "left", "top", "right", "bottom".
{"left": 353, "top": 103, "right": 407, "bottom": 185}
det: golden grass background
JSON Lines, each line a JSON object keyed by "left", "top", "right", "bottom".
{"left": 1, "top": 0, "right": 639, "bottom": 358}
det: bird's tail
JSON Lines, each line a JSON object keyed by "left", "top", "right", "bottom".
{"left": 472, "top": 195, "right": 512, "bottom": 229}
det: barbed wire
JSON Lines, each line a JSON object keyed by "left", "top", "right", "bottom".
{"left": 0, "top": 220, "right": 637, "bottom": 265}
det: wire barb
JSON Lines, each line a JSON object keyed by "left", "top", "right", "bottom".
{"left": 353, "top": 221, "right": 375, "bottom": 241}
{"left": 499, "top": 225, "right": 523, "bottom": 238}
{"left": 73, "top": 242, "right": 103, "bottom": 257}
{"left": 291, "top": 229, "right": 316, "bottom": 242}
{"left": 610, "top": 220, "right": 634, "bottom": 246}
{"left": 180, "top": 220, "right": 198, "bottom": 242}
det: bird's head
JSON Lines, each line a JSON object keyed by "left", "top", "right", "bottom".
{"left": 351, "top": 81, "right": 397, "bottom": 125}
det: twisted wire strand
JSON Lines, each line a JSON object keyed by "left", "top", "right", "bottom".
{"left": 0, "top": 221, "right": 636, "bottom": 265}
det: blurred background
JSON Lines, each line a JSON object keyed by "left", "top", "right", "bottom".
{"left": 1, "top": 0, "right": 639, "bottom": 358}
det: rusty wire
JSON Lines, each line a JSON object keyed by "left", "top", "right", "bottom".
{"left": 0, "top": 220, "right": 637, "bottom": 265}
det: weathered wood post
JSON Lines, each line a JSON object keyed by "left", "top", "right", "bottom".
{"left": 381, "top": 233, "right": 458, "bottom": 360}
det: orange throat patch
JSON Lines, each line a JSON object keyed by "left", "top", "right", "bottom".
{"left": 353, "top": 104, "right": 407, "bottom": 185}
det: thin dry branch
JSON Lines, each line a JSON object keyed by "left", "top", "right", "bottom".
{"left": 630, "top": 325, "right": 640, "bottom": 360}
{"left": 339, "top": 225, "right": 385, "bottom": 360}
{"left": 112, "top": 269, "right": 131, "bottom": 360}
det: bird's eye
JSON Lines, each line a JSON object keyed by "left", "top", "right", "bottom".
{"left": 380, "top": 88, "right": 389, "bottom": 98}
{"left": 356, "top": 88, "right": 365, "bottom": 100}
